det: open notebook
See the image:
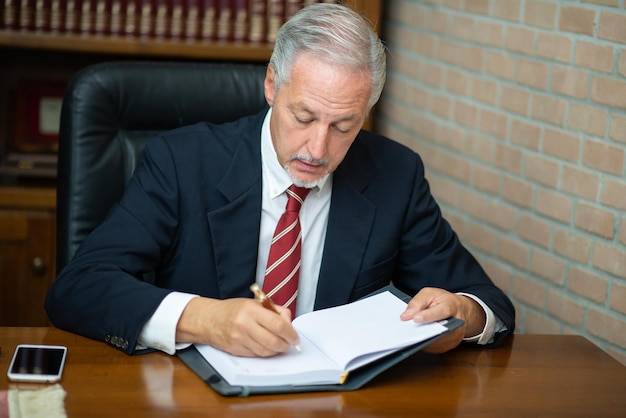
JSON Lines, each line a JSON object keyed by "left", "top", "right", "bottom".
{"left": 178, "top": 286, "right": 463, "bottom": 396}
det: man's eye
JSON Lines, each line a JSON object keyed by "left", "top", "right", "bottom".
{"left": 333, "top": 125, "right": 350, "bottom": 134}
{"left": 296, "top": 117, "right": 312, "bottom": 124}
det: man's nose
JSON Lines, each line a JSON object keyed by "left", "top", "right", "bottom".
{"left": 306, "top": 127, "right": 330, "bottom": 159}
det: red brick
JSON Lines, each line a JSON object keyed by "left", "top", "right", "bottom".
{"left": 454, "top": 100, "right": 478, "bottom": 128}
{"left": 552, "top": 67, "right": 588, "bottom": 99}
{"left": 574, "top": 202, "right": 616, "bottom": 239}
{"left": 487, "top": 51, "right": 516, "bottom": 80}
{"left": 465, "top": 0, "right": 490, "bottom": 15}
{"left": 495, "top": 143, "right": 523, "bottom": 174}
{"left": 465, "top": 133, "right": 495, "bottom": 164}
{"left": 438, "top": 39, "right": 460, "bottom": 65}
{"left": 582, "top": 0, "right": 619, "bottom": 6}
{"left": 485, "top": 200, "right": 517, "bottom": 231}
{"left": 611, "top": 282, "right": 626, "bottom": 315}
{"left": 542, "top": 128, "right": 581, "bottom": 162}
{"left": 561, "top": 165, "right": 600, "bottom": 200}
{"left": 472, "top": 77, "right": 498, "bottom": 105}
{"left": 443, "top": 0, "right": 464, "bottom": 10}
{"left": 416, "top": 34, "right": 438, "bottom": 59}
{"left": 519, "top": 215, "right": 552, "bottom": 248}
{"left": 479, "top": 109, "right": 508, "bottom": 139}
{"left": 620, "top": 217, "right": 626, "bottom": 245}
{"left": 422, "top": 62, "right": 445, "bottom": 88}
{"left": 502, "top": 176, "right": 534, "bottom": 208}
{"left": 474, "top": 20, "right": 504, "bottom": 47}
{"left": 583, "top": 139, "right": 625, "bottom": 176}
{"left": 431, "top": 94, "right": 452, "bottom": 119}
{"left": 525, "top": 310, "right": 561, "bottom": 333}
{"left": 525, "top": 0, "right": 557, "bottom": 29}
{"left": 499, "top": 237, "right": 529, "bottom": 269}
{"left": 611, "top": 114, "right": 626, "bottom": 144}
{"left": 559, "top": 6, "right": 596, "bottom": 35}
{"left": 493, "top": 0, "right": 522, "bottom": 22}
{"left": 501, "top": 85, "right": 530, "bottom": 115}
{"left": 601, "top": 178, "right": 626, "bottom": 210}
{"left": 525, "top": 154, "right": 560, "bottom": 188}
{"left": 575, "top": 41, "right": 614, "bottom": 73}
{"left": 514, "top": 275, "right": 547, "bottom": 309}
{"left": 510, "top": 119, "right": 541, "bottom": 150}
{"left": 554, "top": 228, "right": 592, "bottom": 263}
{"left": 517, "top": 58, "right": 550, "bottom": 90}
{"left": 506, "top": 26, "right": 536, "bottom": 55}
{"left": 547, "top": 290, "right": 584, "bottom": 327}
{"left": 532, "top": 93, "right": 566, "bottom": 126}
{"left": 536, "top": 33, "right": 573, "bottom": 63}
{"left": 530, "top": 249, "right": 566, "bottom": 284}
{"left": 598, "top": 12, "right": 626, "bottom": 44}
{"left": 427, "top": 9, "right": 449, "bottom": 34}
{"left": 459, "top": 188, "right": 486, "bottom": 220}
{"left": 568, "top": 103, "right": 607, "bottom": 137}
{"left": 472, "top": 165, "right": 502, "bottom": 195}
{"left": 412, "top": 114, "right": 439, "bottom": 142}
{"left": 536, "top": 188, "right": 572, "bottom": 224}
{"left": 449, "top": 15, "right": 475, "bottom": 41}
{"left": 446, "top": 68, "right": 471, "bottom": 95}
{"left": 438, "top": 125, "right": 466, "bottom": 153}
{"left": 593, "top": 242, "right": 626, "bottom": 278}
{"left": 619, "top": 49, "right": 626, "bottom": 78}
{"left": 459, "top": 46, "right": 485, "bottom": 72}
{"left": 568, "top": 266, "right": 608, "bottom": 305}
{"left": 481, "top": 260, "right": 513, "bottom": 292}
{"left": 587, "top": 309, "right": 626, "bottom": 348}
{"left": 467, "top": 223, "right": 497, "bottom": 255}
{"left": 591, "top": 76, "right": 626, "bottom": 110}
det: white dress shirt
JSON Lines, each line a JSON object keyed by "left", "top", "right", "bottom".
{"left": 138, "top": 109, "right": 504, "bottom": 354}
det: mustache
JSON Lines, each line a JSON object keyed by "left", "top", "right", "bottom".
{"left": 288, "top": 154, "right": 329, "bottom": 167}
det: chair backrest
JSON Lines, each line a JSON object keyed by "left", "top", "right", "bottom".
{"left": 56, "top": 61, "right": 268, "bottom": 273}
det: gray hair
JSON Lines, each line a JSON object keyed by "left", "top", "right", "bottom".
{"left": 268, "top": 3, "right": 387, "bottom": 111}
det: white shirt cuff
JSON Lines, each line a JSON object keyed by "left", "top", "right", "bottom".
{"left": 457, "top": 293, "right": 506, "bottom": 345}
{"left": 137, "top": 292, "right": 198, "bottom": 354}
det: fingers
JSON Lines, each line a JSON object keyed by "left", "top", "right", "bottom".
{"left": 177, "top": 297, "right": 300, "bottom": 357}
{"left": 400, "top": 287, "right": 456, "bottom": 323}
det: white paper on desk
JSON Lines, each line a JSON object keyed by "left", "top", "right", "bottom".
{"left": 195, "top": 291, "right": 448, "bottom": 387}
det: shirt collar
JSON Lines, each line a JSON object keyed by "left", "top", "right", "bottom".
{"left": 261, "top": 108, "right": 331, "bottom": 199}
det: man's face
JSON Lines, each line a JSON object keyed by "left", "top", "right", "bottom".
{"left": 264, "top": 54, "right": 371, "bottom": 187}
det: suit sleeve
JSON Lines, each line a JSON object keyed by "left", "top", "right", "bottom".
{"left": 45, "top": 136, "right": 181, "bottom": 354}
{"left": 392, "top": 152, "right": 515, "bottom": 347}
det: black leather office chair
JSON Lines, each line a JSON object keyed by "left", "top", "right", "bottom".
{"left": 56, "top": 61, "right": 268, "bottom": 273}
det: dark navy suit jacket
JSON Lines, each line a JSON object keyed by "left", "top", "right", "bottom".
{"left": 46, "top": 110, "right": 515, "bottom": 353}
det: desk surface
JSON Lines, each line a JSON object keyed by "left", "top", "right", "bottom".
{"left": 1, "top": 327, "right": 625, "bottom": 417}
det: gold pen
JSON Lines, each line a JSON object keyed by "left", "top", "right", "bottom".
{"left": 250, "top": 283, "right": 301, "bottom": 352}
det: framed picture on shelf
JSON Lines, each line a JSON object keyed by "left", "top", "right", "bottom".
{"left": 11, "top": 80, "right": 66, "bottom": 154}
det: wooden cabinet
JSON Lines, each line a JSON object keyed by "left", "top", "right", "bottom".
{"left": 0, "top": 0, "right": 384, "bottom": 325}
{"left": 0, "top": 187, "right": 56, "bottom": 326}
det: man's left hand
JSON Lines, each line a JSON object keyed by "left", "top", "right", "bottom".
{"left": 400, "top": 287, "right": 486, "bottom": 353}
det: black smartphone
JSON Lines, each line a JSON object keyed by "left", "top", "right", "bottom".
{"left": 7, "top": 344, "right": 68, "bottom": 383}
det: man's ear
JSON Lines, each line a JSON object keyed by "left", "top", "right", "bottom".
{"left": 264, "top": 66, "right": 276, "bottom": 106}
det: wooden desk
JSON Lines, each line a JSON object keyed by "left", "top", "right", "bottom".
{"left": 1, "top": 327, "right": 625, "bottom": 417}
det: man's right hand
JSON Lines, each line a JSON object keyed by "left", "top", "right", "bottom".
{"left": 175, "top": 297, "right": 300, "bottom": 357}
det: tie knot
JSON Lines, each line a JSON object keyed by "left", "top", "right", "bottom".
{"left": 285, "top": 185, "right": 310, "bottom": 212}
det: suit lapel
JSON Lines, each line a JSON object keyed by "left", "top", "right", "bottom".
{"left": 208, "top": 119, "right": 263, "bottom": 299}
{"left": 314, "top": 139, "right": 375, "bottom": 309}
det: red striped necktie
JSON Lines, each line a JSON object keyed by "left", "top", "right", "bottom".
{"left": 262, "top": 185, "right": 311, "bottom": 319}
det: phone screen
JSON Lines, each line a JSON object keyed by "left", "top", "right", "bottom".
{"left": 7, "top": 345, "right": 67, "bottom": 382}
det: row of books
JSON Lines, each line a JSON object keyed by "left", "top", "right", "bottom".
{"left": 1, "top": 0, "right": 341, "bottom": 42}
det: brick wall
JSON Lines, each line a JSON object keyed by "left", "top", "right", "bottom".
{"left": 376, "top": 0, "right": 626, "bottom": 364}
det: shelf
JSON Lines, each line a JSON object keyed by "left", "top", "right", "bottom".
{"left": 0, "top": 30, "right": 275, "bottom": 61}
